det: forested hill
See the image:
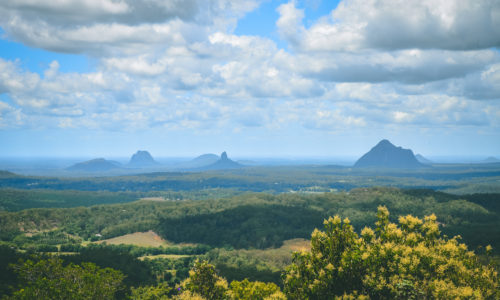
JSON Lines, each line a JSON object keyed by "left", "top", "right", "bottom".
{"left": 1, "top": 188, "right": 499, "bottom": 253}
{"left": 2, "top": 163, "right": 500, "bottom": 194}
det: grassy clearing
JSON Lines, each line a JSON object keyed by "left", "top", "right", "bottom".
{"left": 209, "top": 238, "right": 311, "bottom": 271}
{"left": 138, "top": 197, "right": 167, "bottom": 202}
{"left": 138, "top": 254, "right": 193, "bottom": 260}
{"left": 97, "top": 231, "right": 170, "bottom": 247}
{"left": 280, "top": 238, "right": 311, "bottom": 252}
{"left": 241, "top": 238, "right": 311, "bottom": 269}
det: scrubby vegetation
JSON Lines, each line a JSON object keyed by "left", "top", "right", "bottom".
{"left": 283, "top": 206, "right": 499, "bottom": 299}
{"left": 8, "top": 257, "right": 125, "bottom": 300}
{"left": 137, "top": 208, "right": 499, "bottom": 299}
{"left": 0, "top": 189, "right": 142, "bottom": 211}
{"left": 1, "top": 206, "right": 499, "bottom": 299}
{"left": 0, "top": 180, "right": 499, "bottom": 298}
{"left": 1, "top": 188, "right": 499, "bottom": 253}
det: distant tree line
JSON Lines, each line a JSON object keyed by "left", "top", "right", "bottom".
{"left": 1, "top": 188, "right": 500, "bottom": 253}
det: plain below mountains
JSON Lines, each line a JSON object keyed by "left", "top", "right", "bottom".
{"left": 354, "top": 139, "right": 426, "bottom": 169}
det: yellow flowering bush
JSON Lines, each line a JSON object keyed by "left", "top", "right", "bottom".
{"left": 181, "top": 260, "right": 285, "bottom": 300}
{"left": 182, "top": 260, "right": 228, "bottom": 300}
{"left": 283, "top": 206, "right": 499, "bottom": 299}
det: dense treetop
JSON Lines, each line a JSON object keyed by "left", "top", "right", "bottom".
{"left": 283, "top": 206, "right": 499, "bottom": 299}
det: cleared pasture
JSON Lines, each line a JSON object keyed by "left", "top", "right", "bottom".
{"left": 97, "top": 230, "right": 169, "bottom": 247}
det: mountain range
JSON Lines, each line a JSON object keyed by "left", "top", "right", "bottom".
{"left": 66, "top": 150, "right": 245, "bottom": 173}
{"left": 63, "top": 141, "right": 440, "bottom": 172}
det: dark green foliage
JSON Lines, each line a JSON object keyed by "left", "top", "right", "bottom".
{"left": 214, "top": 262, "right": 282, "bottom": 286}
{"left": 63, "top": 244, "right": 155, "bottom": 288}
{"left": 97, "top": 243, "right": 211, "bottom": 257}
{"left": 130, "top": 282, "right": 173, "bottom": 300}
{"left": 0, "top": 189, "right": 141, "bottom": 211}
{"left": 59, "top": 243, "right": 82, "bottom": 252}
{"left": 184, "top": 260, "right": 228, "bottom": 300}
{"left": 1, "top": 188, "right": 500, "bottom": 256}
{"left": 464, "top": 193, "right": 500, "bottom": 212}
{"left": 31, "top": 244, "right": 58, "bottom": 252}
{"left": 9, "top": 257, "right": 125, "bottom": 300}
{"left": 13, "top": 230, "right": 81, "bottom": 248}
{"left": 142, "top": 257, "right": 195, "bottom": 285}
{"left": 3, "top": 163, "right": 500, "bottom": 195}
{"left": 0, "top": 245, "right": 27, "bottom": 297}
{"left": 180, "top": 260, "right": 287, "bottom": 299}
{"left": 158, "top": 205, "right": 324, "bottom": 249}
{"left": 0, "top": 185, "right": 499, "bottom": 297}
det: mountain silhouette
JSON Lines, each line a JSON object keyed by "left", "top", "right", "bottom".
{"left": 354, "top": 140, "right": 424, "bottom": 169}
{"left": 415, "top": 154, "right": 433, "bottom": 164}
{"left": 67, "top": 158, "right": 122, "bottom": 172}
{"left": 177, "top": 153, "right": 220, "bottom": 169}
{"left": 194, "top": 153, "right": 220, "bottom": 163}
{"left": 128, "top": 150, "right": 158, "bottom": 168}
{"left": 200, "top": 152, "right": 243, "bottom": 170}
{"left": 480, "top": 156, "right": 500, "bottom": 163}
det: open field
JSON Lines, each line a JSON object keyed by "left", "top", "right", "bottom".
{"left": 139, "top": 197, "right": 167, "bottom": 202}
{"left": 138, "top": 254, "right": 193, "bottom": 260}
{"left": 97, "top": 231, "right": 169, "bottom": 247}
{"left": 281, "top": 238, "right": 311, "bottom": 252}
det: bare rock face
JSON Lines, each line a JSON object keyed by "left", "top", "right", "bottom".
{"left": 221, "top": 151, "right": 228, "bottom": 161}
{"left": 354, "top": 140, "right": 424, "bottom": 169}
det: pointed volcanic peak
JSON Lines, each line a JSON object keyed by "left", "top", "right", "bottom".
{"left": 66, "top": 158, "right": 122, "bottom": 172}
{"left": 354, "top": 140, "right": 425, "bottom": 169}
{"left": 201, "top": 151, "right": 243, "bottom": 170}
{"left": 128, "top": 150, "right": 158, "bottom": 168}
{"left": 415, "top": 154, "right": 433, "bottom": 165}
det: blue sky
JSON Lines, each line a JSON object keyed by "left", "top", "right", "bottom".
{"left": 0, "top": 0, "right": 499, "bottom": 158}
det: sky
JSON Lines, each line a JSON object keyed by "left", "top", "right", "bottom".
{"left": 0, "top": 0, "right": 499, "bottom": 159}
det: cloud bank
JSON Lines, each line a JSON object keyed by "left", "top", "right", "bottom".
{"left": 0, "top": 0, "right": 499, "bottom": 138}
